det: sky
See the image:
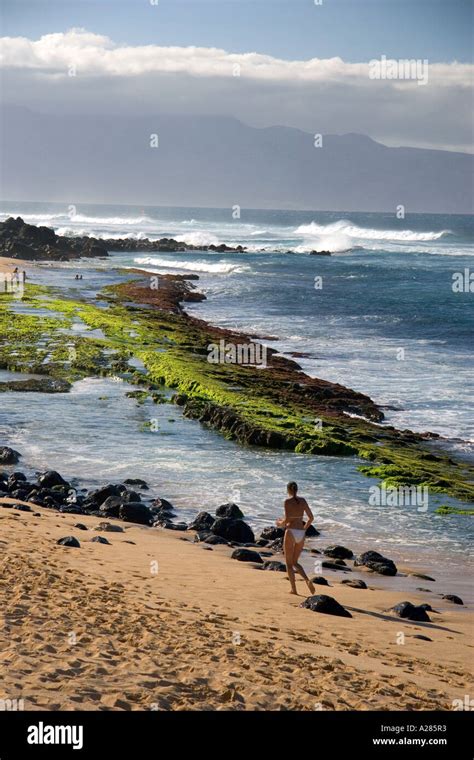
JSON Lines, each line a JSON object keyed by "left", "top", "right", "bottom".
{"left": 0, "top": 0, "right": 473, "bottom": 152}
{"left": 1, "top": 0, "right": 473, "bottom": 63}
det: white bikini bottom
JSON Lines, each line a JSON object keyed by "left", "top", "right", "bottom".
{"left": 289, "top": 529, "right": 305, "bottom": 543}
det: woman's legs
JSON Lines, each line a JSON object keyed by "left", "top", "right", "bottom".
{"left": 284, "top": 531, "right": 298, "bottom": 594}
{"left": 292, "top": 541, "right": 316, "bottom": 595}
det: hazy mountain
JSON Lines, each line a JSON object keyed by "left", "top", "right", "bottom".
{"left": 1, "top": 105, "right": 472, "bottom": 213}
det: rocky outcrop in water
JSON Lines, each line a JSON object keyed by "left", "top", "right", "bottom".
{"left": 189, "top": 511, "right": 215, "bottom": 532}
{"left": 211, "top": 517, "right": 255, "bottom": 544}
{"left": 0, "top": 446, "right": 21, "bottom": 464}
{"left": 0, "top": 217, "right": 109, "bottom": 260}
{"left": 323, "top": 545, "right": 354, "bottom": 559}
{"left": 0, "top": 217, "right": 245, "bottom": 261}
{"left": 0, "top": 378, "right": 71, "bottom": 393}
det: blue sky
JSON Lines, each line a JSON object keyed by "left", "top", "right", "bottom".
{"left": 1, "top": 0, "right": 473, "bottom": 62}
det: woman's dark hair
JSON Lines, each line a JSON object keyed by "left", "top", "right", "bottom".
{"left": 287, "top": 481, "right": 298, "bottom": 494}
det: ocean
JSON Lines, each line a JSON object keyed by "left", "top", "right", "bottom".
{"left": 1, "top": 202, "right": 473, "bottom": 598}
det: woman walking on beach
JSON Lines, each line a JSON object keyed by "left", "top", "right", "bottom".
{"left": 277, "top": 481, "right": 315, "bottom": 596}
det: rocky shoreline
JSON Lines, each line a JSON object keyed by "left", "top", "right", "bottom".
{"left": 0, "top": 217, "right": 246, "bottom": 261}
{"left": 0, "top": 447, "right": 465, "bottom": 621}
{"left": 0, "top": 217, "right": 337, "bottom": 260}
{"left": 1, "top": 258, "right": 474, "bottom": 501}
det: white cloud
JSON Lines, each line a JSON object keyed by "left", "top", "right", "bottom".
{"left": 1, "top": 28, "right": 470, "bottom": 85}
{"left": 1, "top": 29, "right": 472, "bottom": 152}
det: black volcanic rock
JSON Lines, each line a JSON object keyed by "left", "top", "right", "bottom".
{"left": 57, "top": 536, "right": 80, "bottom": 548}
{"left": 37, "top": 470, "right": 69, "bottom": 489}
{"left": 123, "top": 478, "right": 148, "bottom": 489}
{"left": 0, "top": 217, "right": 245, "bottom": 262}
{"left": 156, "top": 520, "right": 188, "bottom": 531}
{"left": 442, "top": 594, "right": 463, "bottom": 605}
{"left": 95, "top": 521, "right": 124, "bottom": 533}
{"left": 216, "top": 502, "right": 244, "bottom": 519}
{"left": 311, "top": 576, "right": 330, "bottom": 586}
{"left": 340, "top": 579, "right": 367, "bottom": 589}
{"left": 189, "top": 511, "right": 215, "bottom": 532}
{"left": 323, "top": 545, "right": 353, "bottom": 560}
{"left": 231, "top": 548, "right": 263, "bottom": 563}
{"left": 390, "top": 601, "right": 431, "bottom": 622}
{"left": 0, "top": 217, "right": 108, "bottom": 260}
{"left": 84, "top": 484, "right": 123, "bottom": 508}
{"left": 204, "top": 534, "right": 229, "bottom": 546}
{"left": 119, "top": 502, "right": 155, "bottom": 525}
{"left": 211, "top": 517, "right": 255, "bottom": 544}
{"left": 262, "top": 560, "right": 286, "bottom": 572}
{"left": 0, "top": 447, "right": 21, "bottom": 464}
{"left": 150, "top": 497, "right": 175, "bottom": 515}
{"left": 259, "top": 526, "right": 285, "bottom": 541}
{"left": 99, "top": 495, "right": 123, "bottom": 517}
{"left": 322, "top": 560, "right": 351, "bottom": 572}
{"left": 301, "top": 594, "right": 352, "bottom": 618}
{"left": 355, "top": 550, "right": 397, "bottom": 576}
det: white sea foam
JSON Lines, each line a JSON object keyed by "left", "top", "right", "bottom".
{"left": 0, "top": 211, "right": 154, "bottom": 226}
{"left": 0, "top": 212, "right": 66, "bottom": 223}
{"left": 294, "top": 220, "right": 451, "bottom": 242}
{"left": 174, "top": 231, "right": 221, "bottom": 247}
{"left": 55, "top": 227, "right": 156, "bottom": 240}
{"left": 69, "top": 213, "right": 153, "bottom": 226}
{"left": 1, "top": 209, "right": 468, "bottom": 257}
{"left": 133, "top": 256, "right": 250, "bottom": 274}
{"left": 294, "top": 233, "right": 351, "bottom": 253}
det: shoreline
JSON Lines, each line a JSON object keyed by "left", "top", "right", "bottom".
{"left": 2, "top": 250, "right": 474, "bottom": 506}
{"left": 0, "top": 216, "right": 248, "bottom": 261}
{"left": 1, "top": 450, "right": 472, "bottom": 602}
{"left": 1, "top": 251, "right": 472, "bottom": 711}
{"left": 0, "top": 216, "right": 334, "bottom": 260}
{"left": 0, "top": 490, "right": 471, "bottom": 711}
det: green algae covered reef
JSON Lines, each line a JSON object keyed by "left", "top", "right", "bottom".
{"left": 1, "top": 272, "right": 473, "bottom": 504}
{"left": 435, "top": 505, "right": 474, "bottom": 516}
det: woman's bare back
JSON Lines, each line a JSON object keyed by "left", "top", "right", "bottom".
{"left": 284, "top": 495, "right": 308, "bottom": 530}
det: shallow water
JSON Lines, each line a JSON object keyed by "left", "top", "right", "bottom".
{"left": 1, "top": 376, "right": 472, "bottom": 601}
{"left": 1, "top": 202, "right": 473, "bottom": 602}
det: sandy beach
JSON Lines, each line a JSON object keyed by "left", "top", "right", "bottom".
{"left": 0, "top": 257, "right": 31, "bottom": 273}
{"left": 0, "top": 495, "right": 471, "bottom": 711}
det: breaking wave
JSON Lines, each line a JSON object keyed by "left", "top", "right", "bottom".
{"left": 294, "top": 220, "right": 451, "bottom": 243}
{"left": 133, "top": 256, "right": 250, "bottom": 275}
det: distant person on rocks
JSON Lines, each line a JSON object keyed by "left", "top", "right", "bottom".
{"left": 277, "top": 481, "right": 315, "bottom": 596}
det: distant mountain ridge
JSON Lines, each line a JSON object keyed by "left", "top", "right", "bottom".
{"left": 1, "top": 105, "right": 472, "bottom": 213}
